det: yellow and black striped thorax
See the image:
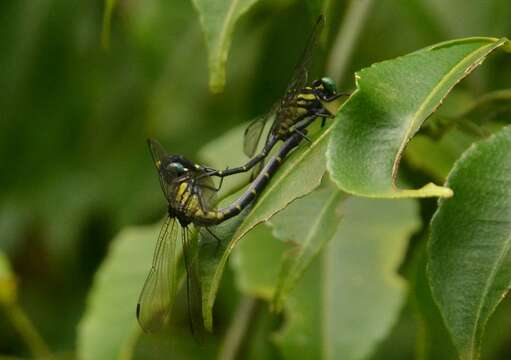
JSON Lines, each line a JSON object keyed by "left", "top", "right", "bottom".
{"left": 274, "top": 86, "right": 318, "bottom": 138}
{"left": 172, "top": 181, "right": 225, "bottom": 226}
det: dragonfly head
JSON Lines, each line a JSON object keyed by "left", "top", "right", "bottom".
{"left": 159, "top": 155, "right": 194, "bottom": 183}
{"left": 313, "top": 77, "right": 338, "bottom": 99}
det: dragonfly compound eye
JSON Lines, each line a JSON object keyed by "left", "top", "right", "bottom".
{"left": 166, "top": 162, "right": 186, "bottom": 175}
{"left": 321, "top": 77, "right": 338, "bottom": 95}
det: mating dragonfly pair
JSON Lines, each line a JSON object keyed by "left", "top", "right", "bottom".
{"left": 137, "top": 15, "right": 349, "bottom": 333}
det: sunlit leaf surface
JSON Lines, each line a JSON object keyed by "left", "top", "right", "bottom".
{"left": 327, "top": 37, "right": 510, "bottom": 198}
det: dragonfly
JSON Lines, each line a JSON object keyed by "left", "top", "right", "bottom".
{"left": 206, "top": 14, "right": 350, "bottom": 180}
{"left": 137, "top": 133, "right": 304, "bottom": 333}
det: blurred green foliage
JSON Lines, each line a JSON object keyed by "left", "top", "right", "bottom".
{"left": 1, "top": 0, "right": 511, "bottom": 359}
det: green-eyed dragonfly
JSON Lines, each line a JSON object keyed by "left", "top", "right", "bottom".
{"left": 206, "top": 15, "right": 349, "bottom": 180}
{"left": 137, "top": 133, "right": 304, "bottom": 333}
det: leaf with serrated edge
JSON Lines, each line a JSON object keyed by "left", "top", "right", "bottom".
{"left": 429, "top": 125, "right": 511, "bottom": 360}
{"left": 327, "top": 37, "right": 511, "bottom": 198}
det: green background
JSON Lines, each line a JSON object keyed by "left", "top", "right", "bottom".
{"left": 1, "top": 0, "right": 511, "bottom": 358}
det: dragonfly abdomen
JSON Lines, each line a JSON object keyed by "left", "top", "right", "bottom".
{"left": 197, "top": 131, "right": 303, "bottom": 225}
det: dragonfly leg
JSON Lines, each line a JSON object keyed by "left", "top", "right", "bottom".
{"left": 316, "top": 91, "right": 352, "bottom": 102}
{"left": 294, "top": 128, "right": 312, "bottom": 143}
{"left": 203, "top": 136, "right": 279, "bottom": 179}
{"left": 204, "top": 227, "right": 222, "bottom": 253}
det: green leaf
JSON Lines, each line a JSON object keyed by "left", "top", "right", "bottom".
{"left": 327, "top": 37, "right": 511, "bottom": 198}
{"left": 270, "top": 182, "right": 344, "bottom": 312}
{"left": 428, "top": 125, "right": 511, "bottom": 360}
{"left": 198, "top": 199, "right": 251, "bottom": 331}
{"left": 274, "top": 257, "right": 323, "bottom": 359}
{"left": 191, "top": 0, "right": 262, "bottom": 92}
{"left": 231, "top": 224, "right": 287, "bottom": 299}
{"left": 0, "top": 251, "right": 16, "bottom": 305}
{"left": 275, "top": 197, "right": 420, "bottom": 360}
{"left": 201, "top": 122, "right": 332, "bottom": 329}
{"left": 77, "top": 224, "right": 160, "bottom": 360}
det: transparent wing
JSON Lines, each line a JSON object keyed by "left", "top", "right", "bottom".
{"left": 173, "top": 175, "right": 217, "bottom": 215}
{"left": 147, "top": 138, "right": 171, "bottom": 199}
{"left": 280, "top": 15, "right": 325, "bottom": 111}
{"left": 242, "top": 17, "right": 324, "bottom": 158}
{"left": 182, "top": 226, "right": 205, "bottom": 336}
{"left": 243, "top": 112, "right": 271, "bottom": 158}
{"left": 137, "top": 217, "right": 179, "bottom": 333}
{"left": 192, "top": 171, "right": 218, "bottom": 212}
{"left": 147, "top": 138, "right": 168, "bottom": 170}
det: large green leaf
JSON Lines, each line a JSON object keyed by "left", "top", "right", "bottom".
{"left": 327, "top": 37, "right": 511, "bottom": 198}
{"left": 428, "top": 125, "right": 511, "bottom": 360}
{"left": 200, "top": 122, "right": 333, "bottom": 329}
{"left": 270, "top": 183, "right": 344, "bottom": 312}
{"left": 191, "top": 0, "right": 261, "bottom": 92}
{"left": 77, "top": 224, "right": 159, "bottom": 360}
{"left": 275, "top": 197, "right": 420, "bottom": 360}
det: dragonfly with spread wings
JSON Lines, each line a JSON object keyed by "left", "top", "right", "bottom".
{"left": 206, "top": 15, "right": 349, "bottom": 180}
{"left": 137, "top": 133, "right": 304, "bottom": 333}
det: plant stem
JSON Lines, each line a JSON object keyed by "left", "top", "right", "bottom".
{"left": 2, "top": 302, "right": 52, "bottom": 359}
{"left": 326, "top": 0, "right": 375, "bottom": 84}
{"left": 217, "top": 296, "right": 258, "bottom": 360}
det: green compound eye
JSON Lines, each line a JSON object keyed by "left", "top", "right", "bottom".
{"left": 321, "top": 77, "right": 337, "bottom": 94}
{"left": 166, "top": 162, "right": 186, "bottom": 175}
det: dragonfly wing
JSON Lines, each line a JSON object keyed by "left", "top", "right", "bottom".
{"left": 280, "top": 15, "right": 325, "bottom": 110}
{"left": 137, "top": 217, "right": 179, "bottom": 333}
{"left": 147, "top": 138, "right": 173, "bottom": 200}
{"left": 243, "top": 114, "right": 269, "bottom": 157}
{"left": 182, "top": 226, "right": 205, "bottom": 336}
{"left": 147, "top": 138, "right": 168, "bottom": 170}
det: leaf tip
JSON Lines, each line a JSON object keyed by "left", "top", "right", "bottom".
{"left": 209, "top": 72, "right": 226, "bottom": 94}
{"left": 399, "top": 183, "right": 453, "bottom": 198}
